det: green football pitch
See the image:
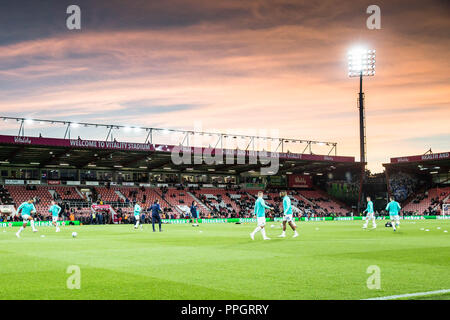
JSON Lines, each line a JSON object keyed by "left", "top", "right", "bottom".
{"left": 1, "top": 220, "right": 449, "bottom": 300}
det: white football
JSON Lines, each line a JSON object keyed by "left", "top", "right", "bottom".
{"left": 72, "top": 232, "right": 78, "bottom": 238}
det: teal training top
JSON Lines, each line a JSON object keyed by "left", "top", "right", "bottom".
{"left": 18, "top": 202, "right": 36, "bottom": 216}
{"left": 49, "top": 204, "right": 61, "bottom": 217}
{"left": 386, "top": 201, "right": 401, "bottom": 215}
{"left": 365, "top": 201, "right": 374, "bottom": 214}
{"left": 134, "top": 204, "right": 141, "bottom": 216}
{"left": 254, "top": 197, "right": 271, "bottom": 218}
{"left": 283, "top": 196, "right": 292, "bottom": 215}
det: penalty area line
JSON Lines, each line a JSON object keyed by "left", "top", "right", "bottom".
{"left": 362, "top": 289, "right": 450, "bottom": 300}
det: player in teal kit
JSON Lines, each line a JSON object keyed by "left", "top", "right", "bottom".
{"left": 15, "top": 199, "right": 38, "bottom": 238}
{"left": 134, "top": 202, "right": 144, "bottom": 229}
{"left": 386, "top": 196, "right": 401, "bottom": 231}
{"left": 49, "top": 201, "right": 62, "bottom": 232}
{"left": 278, "top": 191, "right": 299, "bottom": 238}
{"left": 362, "top": 196, "right": 376, "bottom": 229}
{"left": 250, "top": 191, "right": 274, "bottom": 240}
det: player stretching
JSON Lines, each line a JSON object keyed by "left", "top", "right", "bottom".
{"left": 362, "top": 196, "right": 376, "bottom": 229}
{"left": 386, "top": 196, "right": 401, "bottom": 231}
{"left": 15, "top": 199, "right": 38, "bottom": 238}
{"left": 250, "top": 191, "right": 273, "bottom": 240}
{"left": 278, "top": 191, "right": 299, "bottom": 238}
{"left": 133, "top": 202, "right": 143, "bottom": 230}
{"left": 49, "top": 201, "right": 62, "bottom": 232}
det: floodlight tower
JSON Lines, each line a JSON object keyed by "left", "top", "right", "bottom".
{"left": 348, "top": 47, "right": 376, "bottom": 213}
{"left": 348, "top": 48, "right": 376, "bottom": 165}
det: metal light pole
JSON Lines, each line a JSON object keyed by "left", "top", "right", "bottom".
{"left": 348, "top": 47, "right": 376, "bottom": 214}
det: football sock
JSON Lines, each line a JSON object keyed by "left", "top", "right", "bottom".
{"left": 252, "top": 226, "right": 261, "bottom": 235}
{"left": 261, "top": 228, "right": 267, "bottom": 238}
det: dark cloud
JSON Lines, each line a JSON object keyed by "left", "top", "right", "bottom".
{"left": 2, "top": 0, "right": 448, "bottom": 45}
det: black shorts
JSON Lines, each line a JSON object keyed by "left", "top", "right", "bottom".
{"left": 191, "top": 213, "right": 198, "bottom": 219}
{"left": 152, "top": 215, "right": 161, "bottom": 223}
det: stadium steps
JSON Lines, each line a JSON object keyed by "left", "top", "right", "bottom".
{"left": 48, "top": 189, "right": 57, "bottom": 199}
{"left": 115, "top": 190, "right": 127, "bottom": 201}
{"left": 295, "top": 193, "right": 316, "bottom": 207}
{"left": 187, "top": 191, "right": 211, "bottom": 214}
{"left": 153, "top": 188, "right": 183, "bottom": 214}
{"left": 75, "top": 187, "right": 85, "bottom": 200}
{"left": 246, "top": 192, "right": 256, "bottom": 200}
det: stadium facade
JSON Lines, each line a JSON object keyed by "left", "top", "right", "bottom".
{"left": 0, "top": 117, "right": 448, "bottom": 225}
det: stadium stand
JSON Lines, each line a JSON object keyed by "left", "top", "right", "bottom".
{"left": 402, "top": 186, "right": 450, "bottom": 215}
{"left": 160, "top": 187, "right": 209, "bottom": 215}
{"left": 196, "top": 188, "right": 248, "bottom": 218}
{"left": 7, "top": 185, "right": 53, "bottom": 216}
{"left": 297, "top": 189, "right": 349, "bottom": 216}
{"left": 0, "top": 185, "right": 13, "bottom": 205}
{"left": 52, "top": 186, "right": 84, "bottom": 201}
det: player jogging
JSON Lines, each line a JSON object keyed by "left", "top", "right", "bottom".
{"left": 386, "top": 196, "right": 401, "bottom": 231}
{"left": 250, "top": 191, "right": 273, "bottom": 240}
{"left": 133, "top": 202, "right": 143, "bottom": 229}
{"left": 49, "top": 201, "right": 62, "bottom": 232}
{"left": 278, "top": 191, "right": 299, "bottom": 238}
{"left": 151, "top": 200, "right": 163, "bottom": 232}
{"left": 15, "top": 198, "right": 38, "bottom": 238}
{"left": 362, "top": 196, "right": 376, "bottom": 229}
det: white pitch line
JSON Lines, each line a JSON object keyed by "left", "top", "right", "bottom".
{"left": 363, "top": 289, "right": 450, "bottom": 300}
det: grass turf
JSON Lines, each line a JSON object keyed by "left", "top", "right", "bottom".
{"left": 0, "top": 219, "right": 449, "bottom": 300}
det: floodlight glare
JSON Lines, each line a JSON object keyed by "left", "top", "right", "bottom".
{"left": 347, "top": 47, "right": 376, "bottom": 77}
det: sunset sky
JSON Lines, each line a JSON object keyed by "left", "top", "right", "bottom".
{"left": 0, "top": 0, "right": 449, "bottom": 172}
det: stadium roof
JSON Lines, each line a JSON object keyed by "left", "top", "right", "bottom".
{"left": 0, "top": 134, "right": 360, "bottom": 175}
{"left": 383, "top": 151, "right": 450, "bottom": 175}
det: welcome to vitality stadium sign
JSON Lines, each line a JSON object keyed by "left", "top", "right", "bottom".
{"left": 0, "top": 134, "right": 355, "bottom": 163}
